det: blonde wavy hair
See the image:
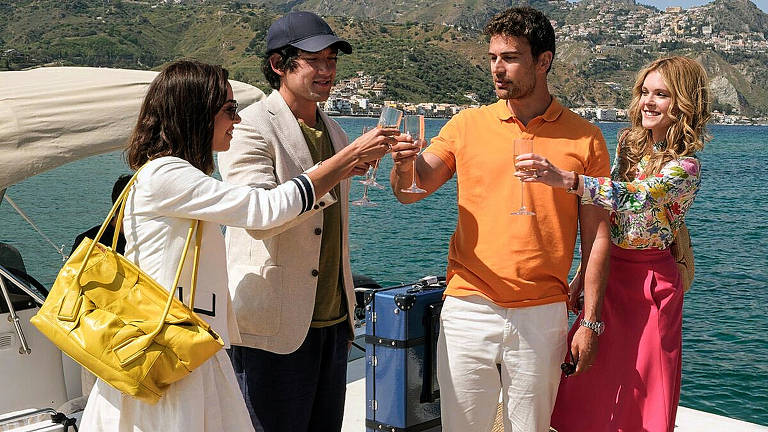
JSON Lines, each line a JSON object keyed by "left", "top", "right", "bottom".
{"left": 617, "top": 56, "right": 711, "bottom": 181}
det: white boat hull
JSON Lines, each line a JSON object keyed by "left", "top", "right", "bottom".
{"left": 0, "top": 308, "right": 68, "bottom": 414}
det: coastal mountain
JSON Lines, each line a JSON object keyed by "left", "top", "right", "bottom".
{"left": 1, "top": 0, "right": 766, "bottom": 116}
{"left": 255, "top": 0, "right": 565, "bottom": 31}
{"left": 252, "top": 0, "right": 768, "bottom": 34}
{"left": 701, "top": 0, "right": 768, "bottom": 33}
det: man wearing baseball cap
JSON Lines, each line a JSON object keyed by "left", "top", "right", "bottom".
{"left": 219, "top": 11, "right": 402, "bottom": 432}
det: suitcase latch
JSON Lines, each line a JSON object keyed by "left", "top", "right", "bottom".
{"left": 394, "top": 293, "right": 415, "bottom": 311}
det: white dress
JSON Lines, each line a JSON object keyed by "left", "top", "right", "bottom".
{"left": 79, "top": 156, "right": 315, "bottom": 432}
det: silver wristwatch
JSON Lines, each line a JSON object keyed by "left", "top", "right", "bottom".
{"left": 580, "top": 318, "right": 605, "bottom": 336}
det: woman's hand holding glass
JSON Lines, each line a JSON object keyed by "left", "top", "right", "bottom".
{"left": 514, "top": 153, "right": 577, "bottom": 190}
{"left": 511, "top": 139, "right": 536, "bottom": 216}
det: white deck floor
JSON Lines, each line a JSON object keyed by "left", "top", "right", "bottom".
{"left": 342, "top": 357, "right": 768, "bottom": 432}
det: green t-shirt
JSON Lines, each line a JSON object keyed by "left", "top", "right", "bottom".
{"left": 297, "top": 116, "right": 347, "bottom": 328}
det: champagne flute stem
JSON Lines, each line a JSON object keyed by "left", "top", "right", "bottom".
{"left": 411, "top": 160, "right": 417, "bottom": 187}
{"left": 520, "top": 183, "right": 526, "bottom": 209}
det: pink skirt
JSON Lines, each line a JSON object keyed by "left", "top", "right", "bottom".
{"left": 550, "top": 245, "right": 684, "bottom": 432}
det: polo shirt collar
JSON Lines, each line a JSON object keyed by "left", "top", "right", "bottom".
{"left": 493, "top": 97, "right": 564, "bottom": 123}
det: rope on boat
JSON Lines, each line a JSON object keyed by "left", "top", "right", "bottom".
{"left": 2, "top": 194, "right": 69, "bottom": 262}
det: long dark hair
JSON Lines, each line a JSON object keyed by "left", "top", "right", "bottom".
{"left": 126, "top": 60, "right": 229, "bottom": 175}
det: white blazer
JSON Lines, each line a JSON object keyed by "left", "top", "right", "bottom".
{"left": 123, "top": 156, "right": 311, "bottom": 347}
{"left": 218, "top": 91, "right": 355, "bottom": 354}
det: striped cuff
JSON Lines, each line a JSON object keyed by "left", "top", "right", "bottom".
{"left": 290, "top": 174, "right": 316, "bottom": 214}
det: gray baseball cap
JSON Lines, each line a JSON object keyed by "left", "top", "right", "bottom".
{"left": 266, "top": 11, "right": 352, "bottom": 54}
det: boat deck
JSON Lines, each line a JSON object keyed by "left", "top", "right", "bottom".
{"left": 341, "top": 356, "right": 768, "bottom": 432}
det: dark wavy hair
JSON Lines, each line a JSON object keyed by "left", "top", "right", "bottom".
{"left": 262, "top": 43, "right": 344, "bottom": 89}
{"left": 125, "top": 60, "right": 229, "bottom": 175}
{"left": 483, "top": 7, "right": 556, "bottom": 73}
{"left": 262, "top": 45, "right": 301, "bottom": 90}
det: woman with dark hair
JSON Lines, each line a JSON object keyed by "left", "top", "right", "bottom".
{"left": 516, "top": 56, "right": 711, "bottom": 432}
{"left": 78, "top": 60, "right": 391, "bottom": 431}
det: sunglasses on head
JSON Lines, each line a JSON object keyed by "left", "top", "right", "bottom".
{"left": 222, "top": 99, "right": 239, "bottom": 120}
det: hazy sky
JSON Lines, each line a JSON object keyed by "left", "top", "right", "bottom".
{"left": 634, "top": 0, "right": 767, "bottom": 13}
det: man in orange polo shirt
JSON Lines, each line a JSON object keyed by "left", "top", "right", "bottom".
{"left": 390, "top": 7, "right": 612, "bottom": 432}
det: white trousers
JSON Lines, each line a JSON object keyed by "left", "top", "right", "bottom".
{"left": 437, "top": 295, "right": 567, "bottom": 432}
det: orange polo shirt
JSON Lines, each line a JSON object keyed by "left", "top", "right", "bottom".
{"left": 425, "top": 98, "right": 610, "bottom": 308}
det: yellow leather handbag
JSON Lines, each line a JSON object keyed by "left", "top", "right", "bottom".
{"left": 31, "top": 168, "right": 224, "bottom": 404}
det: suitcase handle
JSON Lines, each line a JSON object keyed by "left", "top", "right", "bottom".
{"left": 413, "top": 275, "right": 445, "bottom": 289}
{"left": 397, "top": 276, "right": 446, "bottom": 311}
{"left": 421, "top": 302, "right": 442, "bottom": 403}
{"left": 356, "top": 275, "right": 446, "bottom": 309}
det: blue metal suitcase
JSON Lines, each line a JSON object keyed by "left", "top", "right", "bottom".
{"left": 361, "top": 276, "right": 445, "bottom": 432}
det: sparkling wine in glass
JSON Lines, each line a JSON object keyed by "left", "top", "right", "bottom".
{"left": 357, "top": 124, "right": 385, "bottom": 189}
{"left": 351, "top": 126, "right": 378, "bottom": 207}
{"left": 401, "top": 114, "right": 427, "bottom": 194}
{"left": 360, "top": 142, "right": 386, "bottom": 191}
{"left": 358, "top": 106, "right": 403, "bottom": 192}
{"left": 511, "top": 138, "right": 536, "bottom": 216}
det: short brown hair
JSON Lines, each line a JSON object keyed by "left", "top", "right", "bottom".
{"left": 125, "top": 60, "right": 229, "bottom": 175}
{"left": 484, "top": 7, "right": 556, "bottom": 73}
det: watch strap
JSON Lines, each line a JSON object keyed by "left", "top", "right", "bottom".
{"left": 580, "top": 318, "right": 605, "bottom": 336}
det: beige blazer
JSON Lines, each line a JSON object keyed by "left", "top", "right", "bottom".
{"left": 218, "top": 91, "right": 355, "bottom": 354}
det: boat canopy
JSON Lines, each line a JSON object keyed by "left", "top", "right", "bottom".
{"left": 0, "top": 67, "right": 265, "bottom": 191}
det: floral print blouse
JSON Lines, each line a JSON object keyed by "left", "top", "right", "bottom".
{"left": 581, "top": 154, "right": 701, "bottom": 250}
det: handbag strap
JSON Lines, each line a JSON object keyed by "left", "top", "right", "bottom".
{"left": 113, "top": 219, "right": 201, "bottom": 366}
{"left": 59, "top": 164, "right": 202, "bottom": 324}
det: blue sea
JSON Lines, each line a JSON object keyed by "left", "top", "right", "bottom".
{"left": 1, "top": 119, "right": 767, "bottom": 425}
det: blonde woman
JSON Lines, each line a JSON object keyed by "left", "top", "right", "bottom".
{"left": 516, "top": 56, "right": 711, "bottom": 432}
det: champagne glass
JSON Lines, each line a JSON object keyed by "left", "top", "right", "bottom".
{"left": 511, "top": 138, "right": 536, "bottom": 216}
{"left": 378, "top": 106, "right": 403, "bottom": 129}
{"left": 400, "top": 114, "right": 427, "bottom": 194}
{"left": 351, "top": 126, "right": 378, "bottom": 207}
{"left": 362, "top": 158, "right": 386, "bottom": 190}
{"left": 360, "top": 143, "right": 387, "bottom": 191}
{"left": 361, "top": 107, "right": 402, "bottom": 190}
{"left": 356, "top": 125, "right": 377, "bottom": 186}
